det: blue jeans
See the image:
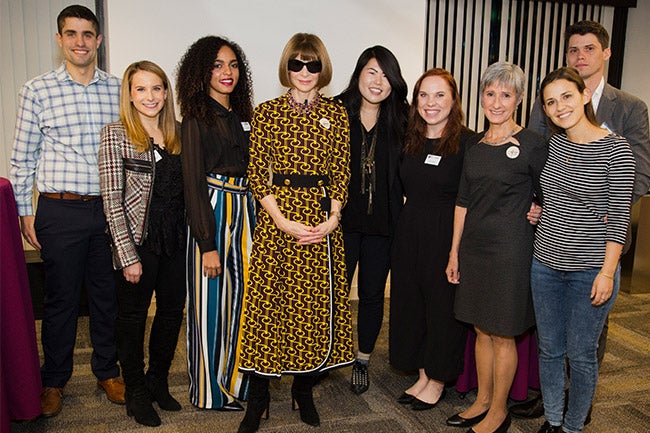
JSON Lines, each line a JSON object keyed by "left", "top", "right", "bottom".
{"left": 530, "top": 258, "right": 619, "bottom": 433}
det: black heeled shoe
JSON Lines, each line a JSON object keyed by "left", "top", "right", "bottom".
{"left": 291, "top": 393, "right": 320, "bottom": 427}
{"left": 216, "top": 400, "right": 245, "bottom": 412}
{"left": 292, "top": 375, "right": 320, "bottom": 427}
{"left": 446, "top": 410, "right": 488, "bottom": 427}
{"left": 237, "top": 397, "right": 269, "bottom": 433}
{"left": 125, "top": 386, "right": 161, "bottom": 427}
{"left": 145, "top": 374, "right": 182, "bottom": 411}
{"left": 411, "top": 389, "right": 447, "bottom": 411}
{"left": 237, "top": 375, "right": 271, "bottom": 433}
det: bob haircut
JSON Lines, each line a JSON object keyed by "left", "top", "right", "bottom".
{"left": 404, "top": 68, "right": 465, "bottom": 157}
{"left": 278, "top": 33, "right": 332, "bottom": 89}
{"left": 479, "top": 61, "right": 526, "bottom": 102}
{"left": 539, "top": 66, "right": 599, "bottom": 135}
{"left": 120, "top": 60, "right": 180, "bottom": 154}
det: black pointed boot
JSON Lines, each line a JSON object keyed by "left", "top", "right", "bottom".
{"left": 237, "top": 375, "right": 270, "bottom": 433}
{"left": 145, "top": 315, "right": 183, "bottom": 411}
{"left": 291, "top": 374, "right": 320, "bottom": 427}
{"left": 117, "top": 318, "right": 161, "bottom": 426}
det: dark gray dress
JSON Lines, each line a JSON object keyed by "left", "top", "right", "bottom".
{"left": 454, "top": 128, "right": 547, "bottom": 336}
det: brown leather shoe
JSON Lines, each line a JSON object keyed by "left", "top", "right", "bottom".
{"left": 98, "top": 377, "right": 126, "bottom": 404}
{"left": 40, "top": 387, "right": 63, "bottom": 417}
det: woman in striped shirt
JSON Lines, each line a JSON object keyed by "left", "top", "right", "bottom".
{"left": 532, "top": 67, "right": 635, "bottom": 433}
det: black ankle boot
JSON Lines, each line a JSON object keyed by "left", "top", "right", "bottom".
{"left": 145, "top": 373, "right": 181, "bottom": 411}
{"left": 291, "top": 375, "right": 320, "bottom": 427}
{"left": 126, "top": 386, "right": 161, "bottom": 427}
{"left": 147, "top": 315, "right": 183, "bottom": 411}
{"left": 238, "top": 375, "right": 270, "bottom": 433}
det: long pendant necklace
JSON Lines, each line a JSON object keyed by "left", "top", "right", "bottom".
{"left": 360, "top": 121, "right": 378, "bottom": 215}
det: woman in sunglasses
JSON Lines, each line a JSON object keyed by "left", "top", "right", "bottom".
{"left": 237, "top": 33, "right": 353, "bottom": 433}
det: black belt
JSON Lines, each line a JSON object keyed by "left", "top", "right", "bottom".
{"left": 40, "top": 192, "right": 101, "bottom": 201}
{"left": 272, "top": 173, "right": 329, "bottom": 188}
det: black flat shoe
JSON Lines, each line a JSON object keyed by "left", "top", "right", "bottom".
{"left": 411, "top": 389, "right": 447, "bottom": 411}
{"left": 469, "top": 414, "right": 511, "bottom": 433}
{"left": 496, "top": 414, "right": 512, "bottom": 433}
{"left": 397, "top": 392, "right": 416, "bottom": 405}
{"left": 509, "top": 394, "right": 544, "bottom": 419}
{"left": 350, "top": 361, "right": 369, "bottom": 395}
{"left": 446, "top": 410, "right": 488, "bottom": 427}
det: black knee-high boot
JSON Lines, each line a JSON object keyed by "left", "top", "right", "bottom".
{"left": 237, "top": 375, "right": 270, "bottom": 433}
{"left": 116, "top": 318, "right": 161, "bottom": 427}
{"left": 145, "top": 314, "right": 183, "bottom": 411}
{"left": 292, "top": 374, "right": 320, "bottom": 427}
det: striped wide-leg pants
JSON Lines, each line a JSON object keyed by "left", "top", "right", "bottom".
{"left": 186, "top": 174, "right": 255, "bottom": 409}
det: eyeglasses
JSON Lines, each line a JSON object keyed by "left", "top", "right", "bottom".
{"left": 288, "top": 59, "right": 322, "bottom": 74}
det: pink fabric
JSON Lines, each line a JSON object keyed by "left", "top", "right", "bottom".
{"left": 455, "top": 327, "right": 540, "bottom": 401}
{"left": 0, "top": 177, "right": 42, "bottom": 429}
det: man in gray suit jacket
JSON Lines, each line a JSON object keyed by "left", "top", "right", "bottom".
{"left": 529, "top": 20, "right": 650, "bottom": 204}
{"left": 512, "top": 20, "right": 650, "bottom": 423}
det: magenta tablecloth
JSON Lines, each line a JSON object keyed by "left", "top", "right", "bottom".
{"left": 455, "top": 327, "right": 540, "bottom": 401}
{"left": 0, "top": 177, "right": 42, "bottom": 428}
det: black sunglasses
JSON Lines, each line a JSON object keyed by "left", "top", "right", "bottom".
{"left": 288, "top": 59, "right": 323, "bottom": 74}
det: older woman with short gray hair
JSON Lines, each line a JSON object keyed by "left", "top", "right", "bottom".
{"left": 445, "top": 62, "right": 548, "bottom": 432}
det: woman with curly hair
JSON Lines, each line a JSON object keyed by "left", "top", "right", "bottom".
{"left": 176, "top": 35, "right": 255, "bottom": 411}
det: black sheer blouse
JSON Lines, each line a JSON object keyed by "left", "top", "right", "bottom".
{"left": 181, "top": 98, "right": 250, "bottom": 253}
{"left": 146, "top": 143, "right": 185, "bottom": 256}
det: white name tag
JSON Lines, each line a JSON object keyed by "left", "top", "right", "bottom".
{"left": 153, "top": 149, "right": 163, "bottom": 162}
{"left": 241, "top": 121, "right": 251, "bottom": 131}
{"left": 425, "top": 154, "right": 442, "bottom": 166}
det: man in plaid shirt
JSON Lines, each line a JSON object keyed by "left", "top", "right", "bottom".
{"left": 10, "top": 4, "right": 125, "bottom": 418}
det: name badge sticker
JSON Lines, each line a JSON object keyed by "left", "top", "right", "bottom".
{"left": 154, "top": 149, "right": 163, "bottom": 162}
{"left": 241, "top": 121, "right": 251, "bottom": 131}
{"left": 506, "top": 146, "right": 520, "bottom": 159}
{"left": 425, "top": 154, "right": 442, "bottom": 166}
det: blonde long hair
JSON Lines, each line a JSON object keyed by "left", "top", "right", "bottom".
{"left": 120, "top": 60, "right": 180, "bottom": 154}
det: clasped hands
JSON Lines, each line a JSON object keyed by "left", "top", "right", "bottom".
{"left": 276, "top": 215, "right": 339, "bottom": 245}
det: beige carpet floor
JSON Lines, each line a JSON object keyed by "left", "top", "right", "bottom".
{"left": 10, "top": 291, "right": 650, "bottom": 433}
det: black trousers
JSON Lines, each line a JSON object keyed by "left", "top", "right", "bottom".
{"left": 35, "top": 196, "right": 119, "bottom": 387}
{"left": 343, "top": 232, "right": 391, "bottom": 355}
{"left": 114, "top": 241, "right": 185, "bottom": 386}
{"left": 115, "top": 241, "right": 185, "bottom": 324}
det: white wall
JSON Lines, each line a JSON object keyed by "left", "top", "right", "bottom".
{"left": 105, "top": 0, "right": 428, "bottom": 107}
{"left": 622, "top": 0, "right": 650, "bottom": 109}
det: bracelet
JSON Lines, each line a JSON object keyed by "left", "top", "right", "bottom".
{"left": 330, "top": 210, "right": 342, "bottom": 221}
{"left": 599, "top": 272, "right": 614, "bottom": 280}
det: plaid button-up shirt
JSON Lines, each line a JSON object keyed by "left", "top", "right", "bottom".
{"left": 10, "top": 62, "right": 121, "bottom": 216}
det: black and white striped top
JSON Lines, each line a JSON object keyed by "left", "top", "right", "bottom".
{"left": 534, "top": 133, "right": 635, "bottom": 271}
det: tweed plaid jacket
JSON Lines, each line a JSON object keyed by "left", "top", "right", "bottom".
{"left": 98, "top": 121, "right": 155, "bottom": 270}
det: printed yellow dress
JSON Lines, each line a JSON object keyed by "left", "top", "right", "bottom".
{"left": 238, "top": 92, "right": 354, "bottom": 376}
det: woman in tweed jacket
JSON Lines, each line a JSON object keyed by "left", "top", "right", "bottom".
{"left": 99, "top": 61, "right": 185, "bottom": 427}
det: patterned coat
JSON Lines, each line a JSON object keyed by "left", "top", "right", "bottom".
{"left": 98, "top": 121, "right": 155, "bottom": 269}
{"left": 238, "top": 93, "right": 354, "bottom": 376}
